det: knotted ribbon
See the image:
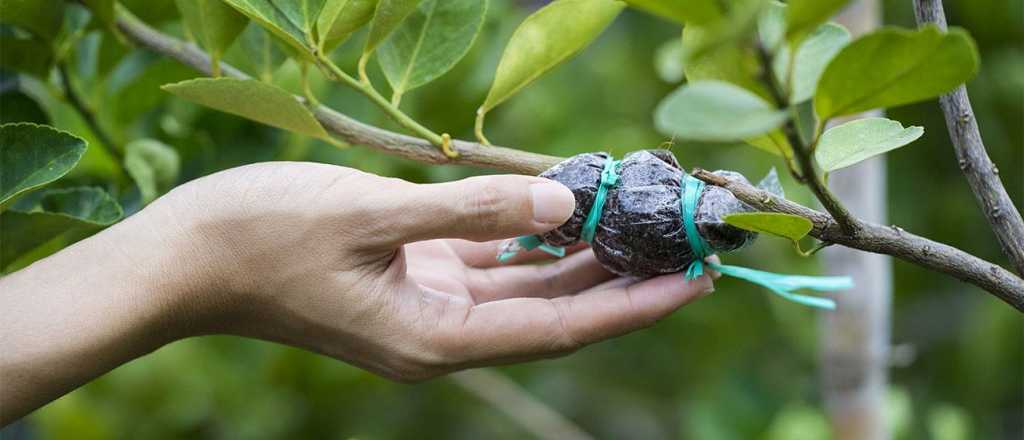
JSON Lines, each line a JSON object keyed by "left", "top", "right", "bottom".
{"left": 680, "top": 174, "right": 851, "bottom": 310}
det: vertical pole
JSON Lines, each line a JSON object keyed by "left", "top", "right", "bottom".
{"left": 820, "top": 1, "right": 892, "bottom": 439}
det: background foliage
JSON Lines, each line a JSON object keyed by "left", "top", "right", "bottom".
{"left": 1, "top": 0, "right": 1021, "bottom": 438}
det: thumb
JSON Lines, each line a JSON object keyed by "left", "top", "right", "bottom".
{"left": 378, "top": 175, "right": 575, "bottom": 246}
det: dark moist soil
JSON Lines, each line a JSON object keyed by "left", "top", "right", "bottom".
{"left": 538, "top": 150, "right": 758, "bottom": 277}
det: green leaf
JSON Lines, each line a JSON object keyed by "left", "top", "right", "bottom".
{"left": 724, "top": 212, "right": 813, "bottom": 242}
{"left": 363, "top": 0, "right": 422, "bottom": 55}
{"left": 273, "top": 0, "right": 328, "bottom": 37}
{"left": 682, "top": 24, "right": 768, "bottom": 98}
{"left": 479, "top": 0, "right": 624, "bottom": 114}
{"left": 622, "top": 0, "right": 720, "bottom": 25}
{"left": 0, "top": 123, "right": 87, "bottom": 205}
{"left": 175, "top": 0, "right": 249, "bottom": 71}
{"left": 654, "top": 37, "right": 684, "bottom": 83}
{"left": 0, "top": 0, "right": 64, "bottom": 40}
{"left": 678, "top": 0, "right": 762, "bottom": 63}
{"left": 1, "top": 187, "right": 122, "bottom": 269}
{"left": 317, "top": 0, "right": 378, "bottom": 52}
{"left": 773, "top": 22, "right": 850, "bottom": 104}
{"left": 815, "top": 117, "right": 923, "bottom": 172}
{"left": 785, "top": 0, "right": 848, "bottom": 44}
{"left": 124, "top": 139, "right": 181, "bottom": 204}
{"left": 655, "top": 80, "right": 788, "bottom": 142}
{"left": 378, "top": 0, "right": 486, "bottom": 101}
{"left": 222, "top": 0, "right": 312, "bottom": 57}
{"left": 162, "top": 78, "right": 329, "bottom": 139}
{"left": 226, "top": 23, "right": 287, "bottom": 82}
{"left": 757, "top": 0, "right": 785, "bottom": 52}
{"left": 0, "top": 33, "right": 54, "bottom": 78}
{"left": 814, "top": 25, "right": 980, "bottom": 120}
{"left": 747, "top": 130, "right": 793, "bottom": 158}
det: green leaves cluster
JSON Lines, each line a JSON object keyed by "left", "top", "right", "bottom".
{"left": 0, "top": 123, "right": 123, "bottom": 271}
{"left": 648, "top": 0, "right": 979, "bottom": 251}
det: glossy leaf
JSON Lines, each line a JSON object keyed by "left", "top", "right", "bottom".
{"left": 623, "top": 0, "right": 719, "bottom": 25}
{"left": 0, "top": 0, "right": 64, "bottom": 40}
{"left": 378, "top": 0, "right": 486, "bottom": 100}
{"left": 0, "top": 123, "right": 87, "bottom": 205}
{"left": 175, "top": 0, "right": 249, "bottom": 72}
{"left": 124, "top": 139, "right": 181, "bottom": 204}
{"left": 479, "top": 0, "right": 624, "bottom": 114}
{"left": 815, "top": 117, "right": 923, "bottom": 172}
{"left": 747, "top": 131, "right": 793, "bottom": 158}
{"left": 814, "top": 25, "right": 979, "bottom": 120}
{"left": 363, "top": 0, "right": 422, "bottom": 55}
{"left": 1, "top": 187, "right": 122, "bottom": 268}
{"left": 773, "top": 22, "right": 850, "bottom": 104}
{"left": 317, "top": 0, "right": 378, "bottom": 52}
{"left": 162, "top": 78, "right": 329, "bottom": 139}
{"left": 785, "top": 0, "right": 848, "bottom": 44}
{"left": 655, "top": 80, "right": 788, "bottom": 142}
{"left": 724, "top": 212, "right": 813, "bottom": 241}
{"left": 273, "top": 0, "right": 328, "bottom": 36}
{"left": 223, "top": 0, "right": 311, "bottom": 56}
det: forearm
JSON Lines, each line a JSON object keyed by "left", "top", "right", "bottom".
{"left": 0, "top": 200, "right": 209, "bottom": 424}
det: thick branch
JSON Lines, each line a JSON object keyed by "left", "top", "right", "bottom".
{"left": 115, "top": 10, "right": 1024, "bottom": 311}
{"left": 693, "top": 169, "right": 1024, "bottom": 311}
{"left": 912, "top": 0, "right": 1024, "bottom": 276}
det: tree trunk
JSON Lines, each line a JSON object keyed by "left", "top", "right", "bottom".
{"left": 820, "top": 1, "right": 892, "bottom": 439}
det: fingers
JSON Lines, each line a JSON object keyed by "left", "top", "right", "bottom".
{"left": 463, "top": 249, "right": 615, "bottom": 303}
{"left": 372, "top": 175, "right": 575, "bottom": 248}
{"left": 440, "top": 273, "right": 713, "bottom": 365}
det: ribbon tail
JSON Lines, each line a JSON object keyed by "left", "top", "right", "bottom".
{"left": 685, "top": 260, "right": 705, "bottom": 281}
{"left": 497, "top": 235, "right": 565, "bottom": 263}
{"left": 709, "top": 263, "right": 849, "bottom": 310}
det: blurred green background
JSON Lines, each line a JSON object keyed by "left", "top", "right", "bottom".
{"left": 2, "top": 0, "right": 1021, "bottom": 438}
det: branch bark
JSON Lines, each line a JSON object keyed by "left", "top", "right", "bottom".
{"left": 114, "top": 9, "right": 1024, "bottom": 311}
{"left": 912, "top": 0, "right": 1024, "bottom": 277}
{"left": 692, "top": 169, "right": 1024, "bottom": 311}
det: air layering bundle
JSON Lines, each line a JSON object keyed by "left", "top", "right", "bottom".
{"left": 498, "top": 150, "right": 853, "bottom": 310}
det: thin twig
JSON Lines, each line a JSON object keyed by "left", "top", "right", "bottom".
{"left": 57, "top": 62, "right": 122, "bottom": 160}
{"left": 912, "top": 0, "right": 1024, "bottom": 277}
{"left": 114, "top": 9, "right": 1024, "bottom": 310}
{"left": 693, "top": 169, "right": 1024, "bottom": 311}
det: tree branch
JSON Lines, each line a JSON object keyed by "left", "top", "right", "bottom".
{"left": 114, "top": 9, "right": 1024, "bottom": 311}
{"left": 693, "top": 169, "right": 1024, "bottom": 311}
{"left": 912, "top": 0, "right": 1024, "bottom": 277}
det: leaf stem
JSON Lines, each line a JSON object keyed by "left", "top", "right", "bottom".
{"left": 755, "top": 44, "right": 860, "bottom": 236}
{"left": 316, "top": 55, "right": 450, "bottom": 155}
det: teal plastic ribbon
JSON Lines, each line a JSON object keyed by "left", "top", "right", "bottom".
{"left": 680, "top": 174, "right": 851, "bottom": 310}
{"left": 581, "top": 156, "right": 621, "bottom": 243}
{"left": 497, "top": 235, "right": 566, "bottom": 263}
{"left": 497, "top": 155, "right": 620, "bottom": 263}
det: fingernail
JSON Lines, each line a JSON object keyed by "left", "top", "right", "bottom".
{"left": 701, "top": 286, "right": 715, "bottom": 297}
{"left": 530, "top": 182, "right": 575, "bottom": 224}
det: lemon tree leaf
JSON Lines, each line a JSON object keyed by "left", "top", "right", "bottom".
{"left": 655, "top": 80, "right": 788, "bottom": 142}
{"left": 724, "top": 212, "right": 813, "bottom": 242}
{"left": 1, "top": 123, "right": 87, "bottom": 205}
{"left": 162, "top": 78, "right": 328, "bottom": 139}
{"left": 815, "top": 117, "right": 923, "bottom": 172}
{"left": 175, "top": 0, "right": 249, "bottom": 70}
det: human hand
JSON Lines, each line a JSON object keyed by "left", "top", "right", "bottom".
{"left": 144, "top": 162, "right": 717, "bottom": 381}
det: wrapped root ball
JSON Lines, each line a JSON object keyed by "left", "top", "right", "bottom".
{"left": 538, "top": 150, "right": 778, "bottom": 277}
